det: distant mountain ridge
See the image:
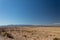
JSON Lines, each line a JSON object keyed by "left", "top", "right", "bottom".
{"left": 0, "top": 24, "right": 60, "bottom": 28}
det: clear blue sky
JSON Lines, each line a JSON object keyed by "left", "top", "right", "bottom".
{"left": 0, "top": 0, "right": 60, "bottom": 25}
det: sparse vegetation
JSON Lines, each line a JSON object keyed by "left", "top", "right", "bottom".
{"left": 0, "top": 27, "right": 60, "bottom": 40}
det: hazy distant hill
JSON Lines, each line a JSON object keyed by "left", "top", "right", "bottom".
{"left": 0, "top": 24, "right": 60, "bottom": 28}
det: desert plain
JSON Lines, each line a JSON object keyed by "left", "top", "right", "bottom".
{"left": 0, "top": 27, "right": 60, "bottom": 40}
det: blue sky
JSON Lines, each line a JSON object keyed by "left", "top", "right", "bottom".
{"left": 0, "top": 0, "right": 60, "bottom": 25}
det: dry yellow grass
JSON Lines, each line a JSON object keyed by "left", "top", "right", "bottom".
{"left": 0, "top": 27, "right": 60, "bottom": 40}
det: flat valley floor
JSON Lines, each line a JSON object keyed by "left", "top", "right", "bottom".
{"left": 0, "top": 27, "right": 60, "bottom": 40}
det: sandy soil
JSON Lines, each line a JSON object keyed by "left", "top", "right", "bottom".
{"left": 0, "top": 27, "right": 60, "bottom": 40}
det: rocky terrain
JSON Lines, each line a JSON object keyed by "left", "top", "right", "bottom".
{"left": 0, "top": 27, "right": 60, "bottom": 40}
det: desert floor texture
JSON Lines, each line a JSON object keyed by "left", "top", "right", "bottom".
{"left": 0, "top": 27, "right": 60, "bottom": 40}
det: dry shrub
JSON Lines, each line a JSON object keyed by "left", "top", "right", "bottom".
{"left": 53, "top": 38, "right": 60, "bottom": 40}
{"left": 3, "top": 32, "right": 14, "bottom": 39}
